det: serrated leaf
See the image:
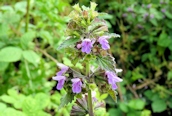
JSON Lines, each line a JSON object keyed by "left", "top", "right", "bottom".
{"left": 59, "top": 93, "right": 75, "bottom": 109}
{"left": 22, "top": 50, "right": 40, "bottom": 66}
{"left": 70, "top": 68, "right": 87, "bottom": 79}
{"left": 96, "top": 55, "right": 116, "bottom": 72}
{"left": 0, "top": 46, "right": 22, "bottom": 62}
{"left": 58, "top": 37, "right": 80, "bottom": 50}
{"left": 108, "top": 89, "right": 118, "bottom": 103}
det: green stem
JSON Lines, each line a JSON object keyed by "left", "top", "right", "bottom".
{"left": 86, "top": 62, "right": 94, "bottom": 116}
{"left": 24, "top": 60, "right": 34, "bottom": 92}
{"left": 25, "top": 0, "right": 30, "bottom": 32}
{"left": 88, "top": 89, "right": 94, "bottom": 116}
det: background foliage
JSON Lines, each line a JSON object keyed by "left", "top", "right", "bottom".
{"left": 0, "top": 0, "right": 172, "bottom": 116}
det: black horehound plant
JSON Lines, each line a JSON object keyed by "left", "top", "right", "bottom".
{"left": 52, "top": 2, "right": 122, "bottom": 116}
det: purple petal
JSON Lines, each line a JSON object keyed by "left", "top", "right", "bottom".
{"left": 98, "top": 36, "right": 110, "bottom": 50}
{"left": 56, "top": 63, "right": 69, "bottom": 76}
{"left": 112, "top": 83, "right": 118, "bottom": 90}
{"left": 81, "top": 39, "right": 93, "bottom": 54}
{"left": 71, "top": 78, "right": 82, "bottom": 93}
{"left": 52, "top": 76, "right": 66, "bottom": 81}
{"left": 56, "top": 79, "right": 65, "bottom": 90}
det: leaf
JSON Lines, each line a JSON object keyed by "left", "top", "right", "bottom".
{"left": 20, "top": 31, "right": 36, "bottom": 49}
{"left": 106, "top": 33, "right": 120, "bottom": 38}
{"left": 22, "top": 97, "right": 41, "bottom": 115}
{"left": 119, "top": 102, "right": 128, "bottom": 113}
{"left": 0, "top": 95, "right": 16, "bottom": 104}
{"left": 59, "top": 93, "right": 75, "bottom": 109}
{"left": 164, "top": 11, "right": 172, "bottom": 19}
{"left": 57, "top": 37, "right": 80, "bottom": 50}
{"left": 0, "top": 62, "right": 9, "bottom": 71}
{"left": 128, "top": 99, "right": 145, "bottom": 110}
{"left": 22, "top": 50, "right": 40, "bottom": 66}
{"left": 96, "top": 55, "right": 116, "bottom": 72}
{"left": 167, "top": 71, "right": 172, "bottom": 80}
{"left": 157, "top": 32, "right": 171, "bottom": 47}
{"left": 151, "top": 100, "right": 167, "bottom": 113}
{"left": 35, "top": 93, "right": 50, "bottom": 109}
{"left": 108, "top": 89, "right": 118, "bottom": 103}
{"left": 70, "top": 68, "right": 87, "bottom": 79}
{"left": 0, "top": 46, "right": 22, "bottom": 62}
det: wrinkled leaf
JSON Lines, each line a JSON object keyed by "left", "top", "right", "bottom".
{"left": 108, "top": 89, "right": 118, "bottom": 103}
{"left": 58, "top": 37, "right": 80, "bottom": 50}
{"left": 59, "top": 93, "right": 75, "bottom": 109}
{"left": 96, "top": 55, "right": 116, "bottom": 72}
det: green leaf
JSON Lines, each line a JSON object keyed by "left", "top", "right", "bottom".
{"left": 0, "top": 62, "right": 9, "bottom": 71}
{"left": 0, "top": 95, "right": 16, "bottom": 104}
{"left": 108, "top": 89, "right": 118, "bottom": 103}
{"left": 22, "top": 97, "right": 41, "bottom": 115}
{"left": 167, "top": 71, "right": 172, "bottom": 80}
{"left": 164, "top": 11, "right": 172, "bottom": 19}
{"left": 0, "top": 47, "right": 22, "bottom": 62}
{"left": 119, "top": 102, "right": 128, "bottom": 113}
{"left": 128, "top": 99, "right": 145, "bottom": 110}
{"left": 157, "top": 32, "right": 171, "bottom": 47}
{"left": 20, "top": 31, "right": 36, "bottom": 49}
{"left": 59, "top": 93, "right": 75, "bottom": 109}
{"left": 151, "top": 100, "right": 167, "bottom": 113}
{"left": 22, "top": 50, "right": 40, "bottom": 66}
{"left": 35, "top": 93, "right": 50, "bottom": 109}
{"left": 96, "top": 55, "right": 116, "bottom": 72}
{"left": 57, "top": 37, "right": 80, "bottom": 50}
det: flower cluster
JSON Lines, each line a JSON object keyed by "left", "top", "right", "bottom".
{"left": 79, "top": 36, "right": 110, "bottom": 54}
{"left": 52, "top": 63, "right": 82, "bottom": 93}
{"left": 53, "top": 63, "right": 123, "bottom": 93}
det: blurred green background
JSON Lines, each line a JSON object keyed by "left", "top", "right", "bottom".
{"left": 0, "top": 0, "right": 172, "bottom": 116}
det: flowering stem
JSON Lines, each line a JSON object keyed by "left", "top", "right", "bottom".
{"left": 88, "top": 89, "right": 94, "bottom": 116}
{"left": 86, "top": 63, "right": 94, "bottom": 116}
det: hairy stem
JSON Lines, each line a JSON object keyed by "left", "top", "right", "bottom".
{"left": 88, "top": 89, "right": 94, "bottom": 116}
{"left": 86, "top": 63, "right": 94, "bottom": 116}
{"left": 25, "top": 0, "right": 30, "bottom": 32}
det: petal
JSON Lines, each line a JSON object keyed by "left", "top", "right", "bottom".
{"left": 111, "top": 83, "right": 118, "bottom": 90}
{"left": 81, "top": 39, "right": 93, "bottom": 54}
{"left": 56, "top": 79, "right": 65, "bottom": 90}
{"left": 72, "top": 82, "right": 82, "bottom": 93}
{"left": 71, "top": 78, "right": 80, "bottom": 83}
{"left": 52, "top": 76, "right": 66, "bottom": 81}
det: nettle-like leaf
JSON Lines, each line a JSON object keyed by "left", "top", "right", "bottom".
{"left": 57, "top": 37, "right": 80, "bottom": 50}
{"left": 96, "top": 55, "right": 116, "bottom": 72}
{"left": 108, "top": 89, "right": 118, "bottom": 103}
{"left": 106, "top": 33, "right": 120, "bottom": 38}
{"left": 58, "top": 93, "right": 75, "bottom": 109}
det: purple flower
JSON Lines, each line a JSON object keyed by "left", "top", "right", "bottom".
{"left": 52, "top": 76, "right": 66, "bottom": 90}
{"left": 147, "top": 4, "right": 152, "bottom": 8}
{"left": 56, "top": 63, "right": 69, "bottom": 76}
{"left": 71, "top": 78, "right": 82, "bottom": 93}
{"left": 143, "top": 13, "right": 149, "bottom": 19}
{"left": 161, "top": 9, "right": 166, "bottom": 13}
{"left": 127, "top": 7, "right": 133, "bottom": 12}
{"left": 81, "top": 39, "right": 93, "bottom": 54}
{"left": 105, "top": 71, "right": 123, "bottom": 90}
{"left": 150, "top": 14, "right": 154, "bottom": 19}
{"left": 98, "top": 36, "right": 110, "bottom": 50}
